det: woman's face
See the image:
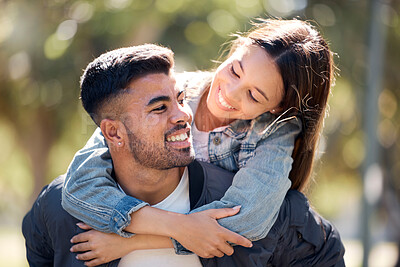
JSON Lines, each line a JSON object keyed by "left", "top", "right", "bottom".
{"left": 207, "top": 44, "right": 284, "bottom": 121}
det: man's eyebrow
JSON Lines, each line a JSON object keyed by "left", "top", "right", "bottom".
{"left": 146, "top": 96, "right": 171, "bottom": 106}
{"left": 239, "top": 60, "right": 269, "bottom": 102}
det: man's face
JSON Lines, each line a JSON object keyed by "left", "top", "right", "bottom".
{"left": 121, "top": 72, "right": 194, "bottom": 170}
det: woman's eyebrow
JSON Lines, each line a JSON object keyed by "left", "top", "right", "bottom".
{"left": 240, "top": 60, "right": 270, "bottom": 102}
{"left": 177, "top": 90, "right": 185, "bottom": 99}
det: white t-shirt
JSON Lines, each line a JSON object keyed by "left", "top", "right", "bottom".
{"left": 118, "top": 168, "right": 202, "bottom": 267}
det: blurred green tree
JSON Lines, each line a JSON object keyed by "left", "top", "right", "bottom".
{"left": 0, "top": 3, "right": 399, "bottom": 260}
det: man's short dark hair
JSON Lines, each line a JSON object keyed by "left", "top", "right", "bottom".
{"left": 80, "top": 44, "right": 174, "bottom": 125}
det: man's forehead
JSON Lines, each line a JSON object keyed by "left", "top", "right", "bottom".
{"left": 130, "top": 72, "right": 176, "bottom": 89}
{"left": 124, "top": 73, "right": 179, "bottom": 104}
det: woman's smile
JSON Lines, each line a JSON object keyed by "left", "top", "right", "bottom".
{"left": 216, "top": 86, "right": 236, "bottom": 111}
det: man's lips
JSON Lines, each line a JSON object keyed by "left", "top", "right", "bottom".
{"left": 166, "top": 130, "right": 189, "bottom": 142}
{"left": 166, "top": 129, "right": 191, "bottom": 149}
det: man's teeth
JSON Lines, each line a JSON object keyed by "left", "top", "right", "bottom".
{"left": 218, "top": 90, "right": 234, "bottom": 109}
{"left": 167, "top": 133, "right": 188, "bottom": 142}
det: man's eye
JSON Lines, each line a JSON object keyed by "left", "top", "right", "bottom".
{"left": 230, "top": 64, "right": 240, "bottom": 78}
{"left": 152, "top": 105, "right": 167, "bottom": 112}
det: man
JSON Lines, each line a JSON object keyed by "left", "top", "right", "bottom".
{"left": 22, "top": 44, "right": 344, "bottom": 267}
{"left": 22, "top": 44, "right": 250, "bottom": 267}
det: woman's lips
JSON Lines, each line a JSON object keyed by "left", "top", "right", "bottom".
{"left": 215, "top": 86, "right": 236, "bottom": 111}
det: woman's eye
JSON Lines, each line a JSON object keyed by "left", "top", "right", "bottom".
{"left": 248, "top": 90, "right": 259, "bottom": 103}
{"left": 178, "top": 98, "right": 185, "bottom": 105}
{"left": 152, "top": 105, "right": 167, "bottom": 112}
{"left": 230, "top": 64, "right": 240, "bottom": 78}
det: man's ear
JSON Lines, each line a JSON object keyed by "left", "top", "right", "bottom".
{"left": 100, "top": 119, "right": 126, "bottom": 148}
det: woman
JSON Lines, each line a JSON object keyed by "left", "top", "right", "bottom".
{"left": 63, "top": 18, "right": 336, "bottom": 264}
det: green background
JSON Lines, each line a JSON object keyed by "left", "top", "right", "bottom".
{"left": 0, "top": 0, "right": 399, "bottom": 266}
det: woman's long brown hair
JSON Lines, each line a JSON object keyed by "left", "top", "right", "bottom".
{"left": 233, "top": 19, "right": 335, "bottom": 192}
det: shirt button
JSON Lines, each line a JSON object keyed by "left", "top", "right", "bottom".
{"left": 213, "top": 136, "right": 221, "bottom": 145}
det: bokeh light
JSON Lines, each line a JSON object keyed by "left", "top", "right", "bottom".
{"left": 207, "top": 9, "right": 239, "bottom": 37}
{"left": 8, "top": 52, "right": 31, "bottom": 80}
{"left": 185, "top": 21, "right": 214, "bottom": 45}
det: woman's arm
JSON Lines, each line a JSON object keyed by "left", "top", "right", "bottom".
{"left": 70, "top": 220, "right": 243, "bottom": 266}
{"left": 190, "top": 118, "right": 302, "bottom": 241}
{"left": 70, "top": 223, "right": 173, "bottom": 267}
{"left": 62, "top": 128, "right": 149, "bottom": 237}
{"left": 125, "top": 205, "right": 251, "bottom": 256}
{"left": 62, "top": 128, "right": 251, "bottom": 256}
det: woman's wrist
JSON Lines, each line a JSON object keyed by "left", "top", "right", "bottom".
{"left": 133, "top": 234, "right": 174, "bottom": 250}
{"left": 124, "top": 206, "right": 185, "bottom": 238}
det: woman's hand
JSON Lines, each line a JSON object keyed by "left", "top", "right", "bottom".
{"left": 70, "top": 223, "right": 135, "bottom": 266}
{"left": 171, "top": 207, "right": 253, "bottom": 258}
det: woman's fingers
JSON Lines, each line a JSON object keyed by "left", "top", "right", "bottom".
{"left": 210, "top": 249, "right": 224, "bottom": 258}
{"left": 71, "top": 230, "right": 94, "bottom": 243}
{"left": 217, "top": 242, "right": 234, "bottom": 256}
{"left": 207, "top": 206, "right": 241, "bottom": 220}
{"left": 76, "top": 251, "right": 96, "bottom": 261}
{"left": 222, "top": 228, "right": 252, "bottom": 248}
{"left": 201, "top": 248, "right": 224, "bottom": 258}
{"left": 70, "top": 242, "right": 91, "bottom": 253}
{"left": 84, "top": 258, "right": 104, "bottom": 267}
{"left": 76, "top": 222, "right": 93, "bottom": 230}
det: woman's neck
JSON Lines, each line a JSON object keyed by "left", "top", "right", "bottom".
{"left": 194, "top": 89, "right": 235, "bottom": 132}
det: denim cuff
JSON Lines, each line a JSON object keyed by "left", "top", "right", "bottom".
{"left": 111, "top": 195, "right": 149, "bottom": 238}
{"left": 170, "top": 238, "right": 193, "bottom": 255}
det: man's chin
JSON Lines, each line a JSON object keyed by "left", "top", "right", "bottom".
{"left": 156, "top": 155, "right": 194, "bottom": 170}
{"left": 175, "top": 155, "right": 195, "bottom": 167}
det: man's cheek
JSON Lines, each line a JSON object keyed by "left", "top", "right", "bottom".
{"left": 146, "top": 115, "right": 161, "bottom": 126}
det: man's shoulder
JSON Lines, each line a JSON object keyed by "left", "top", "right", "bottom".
{"left": 28, "top": 174, "right": 68, "bottom": 220}
{"left": 39, "top": 175, "right": 66, "bottom": 202}
{"left": 196, "top": 161, "right": 234, "bottom": 178}
{"left": 188, "top": 161, "right": 234, "bottom": 206}
{"left": 25, "top": 173, "right": 81, "bottom": 237}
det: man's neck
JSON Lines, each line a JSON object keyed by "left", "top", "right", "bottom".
{"left": 113, "top": 158, "right": 183, "bottom": 205}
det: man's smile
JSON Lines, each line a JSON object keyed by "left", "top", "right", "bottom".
{"left": 166, "top": 129, "right": 191, "bottom": 149}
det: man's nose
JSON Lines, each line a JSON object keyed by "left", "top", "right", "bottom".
{"left": 171, "top": 103, "right": 192, "bottom": 125}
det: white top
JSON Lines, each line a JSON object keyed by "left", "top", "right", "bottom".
{"left": 118, "top": 168, "right": 202, "bottom": 267}
{"left": 192, "top": 122, "right": 210, "bottom": 162}
{"left": 192, "top": 122, "right": 228, "bottom": 163}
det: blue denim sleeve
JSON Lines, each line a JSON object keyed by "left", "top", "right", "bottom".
{"left": 61, "top": 128, "right": 149, "bottom": 237}
{"left": 188, "top": 119, "right": 301, "bottom": 241}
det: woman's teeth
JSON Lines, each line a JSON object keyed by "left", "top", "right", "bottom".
{"left": 218, "top": 90, "right": 234, "bottom": 109}
{"left": 167, "top": 133, "right": 188, "bottom": 142}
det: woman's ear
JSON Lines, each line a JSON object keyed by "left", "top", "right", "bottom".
{"left": 270, "top": 106, "right": 283, "bottom": 114}
{"left": 100, "top": 119, "right": 126, "bottom": 148}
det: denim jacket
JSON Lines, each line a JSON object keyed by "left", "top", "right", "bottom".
{"left": 62, "top": 71, "right": 302, "bottom": 241}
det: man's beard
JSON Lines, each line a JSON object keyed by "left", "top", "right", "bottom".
{"left": 125, "top": 125, "right": 194, "bottom": 170}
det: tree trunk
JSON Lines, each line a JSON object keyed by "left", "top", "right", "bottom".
{"left": 20, "top": 108, "right": 55, "bottom": 201}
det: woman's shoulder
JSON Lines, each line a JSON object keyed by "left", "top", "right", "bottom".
{"left": 175, "top": 71, "right": 213, "bottom": 99}
{"left": 251, "top": 113, "right": 302, "bottom": 137}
